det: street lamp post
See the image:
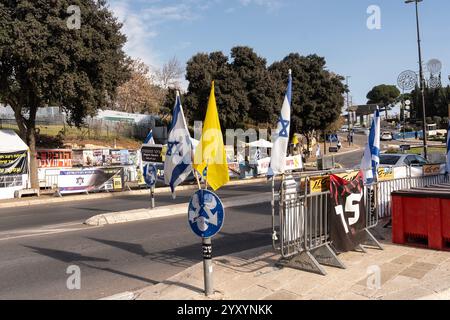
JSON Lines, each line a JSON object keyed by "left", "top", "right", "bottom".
{"left": 405, "top": 0, "right": 428, "bottom": 160}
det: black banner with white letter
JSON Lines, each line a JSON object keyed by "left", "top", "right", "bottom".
{"left": 329, "top": 171, "right": 366, "bottom": 252}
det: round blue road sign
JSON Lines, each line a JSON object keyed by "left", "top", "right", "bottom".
{"left": 143, "top": 163, "right": 157, "bottom": 187}
{"left": 188, "top": 190, "right": 224, "bottom": 238}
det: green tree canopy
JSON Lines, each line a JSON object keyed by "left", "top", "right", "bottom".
{"left": 0, "top": 0, "right": 131, "bottom": 187}
{"left": 366, "top": 84, "right": 400, "bottom": 118}
{"left": 411, "top": 85, "right": 450, "bottom": 121}
{"left": 184, "top": 47, "right": 346, "bottom": 142}
{"left": 269, "top": 54, "right": 346, "bottom": 143}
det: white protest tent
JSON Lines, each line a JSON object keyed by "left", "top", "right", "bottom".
{"left": 0, "top": 130, "right": 30, "bottom": 199}
{"left": 0, "top": 129, "right": 28, "bottom": 153}
{"left": 247, "top": 139, "right": 273, "bottom": 149}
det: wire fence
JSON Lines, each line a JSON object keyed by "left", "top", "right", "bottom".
{"left": 0, "top": 117, "right": 155, "bottom": 141}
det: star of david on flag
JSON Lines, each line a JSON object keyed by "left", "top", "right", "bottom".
{"left": 164, "top": 92, "right": 193, "bottom": 198}
{"left": 268, "top": 69, "right": 292, "bottom": 177}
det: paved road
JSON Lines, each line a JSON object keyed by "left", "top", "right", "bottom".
{"left": 0, "top": 151, "right": 367, "bottom": 300}
{"left": 0, "top": 183, "right": 270, "bottom": 234}
{"left": 0, "top": 182, "right": 275, "bottom": 300}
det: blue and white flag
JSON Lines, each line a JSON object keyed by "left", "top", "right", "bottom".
{"left": 143, "top": 129, "right": 155, "bottom": 146}
{"left": 164, "top": 92, "right": 193, "bottom": 198}
{"left": 268, "top": 70, "right": 292, "bottom": 177}
{"left": 360, "top": 108, "right": 381, "bottom": 184}
{"left": 446, "top": 120, "right": 450, "bottom": 173}
{"left": 254, "top": 148, "right": 261, "bottom": 161}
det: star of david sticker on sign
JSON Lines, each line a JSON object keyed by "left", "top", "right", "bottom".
{"left": 188, "top": 190, "right": 224, "bottom": 238}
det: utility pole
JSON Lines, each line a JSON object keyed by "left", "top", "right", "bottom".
{"left": 406, "top": 0, "right": 428, "bottom": 160}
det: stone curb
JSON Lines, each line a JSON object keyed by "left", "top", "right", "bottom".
{"left": 84, "top": 192, "right": 272, "bottom": 226}
{"left": 0, "top": 177, "right": 270, "bottom": 210}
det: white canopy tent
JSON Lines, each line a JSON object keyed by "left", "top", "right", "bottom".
{"left": 246, "top": 139, "right": 273, "bottom": 149}
{"left": 0, "top": 130, "right": 30, "bottom": 200}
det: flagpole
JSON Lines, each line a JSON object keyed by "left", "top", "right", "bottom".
{"left": 193, "top": 169, "right": 202, "bottom": 190}
{"left": 202, "top": 161, "right": 212, "bottom": 296}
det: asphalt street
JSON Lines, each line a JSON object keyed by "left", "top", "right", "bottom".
{"left": 0, "top": 201, "right": 272, "bottom": 299}
{"left": 0, "top": 150, "right": 364, "bottom": 300}
{"left": 0, "top": 183, "right": 270, "bottom": 234}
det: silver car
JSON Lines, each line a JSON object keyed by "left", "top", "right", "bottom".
{"left": 379, "top": 153, "right": 428, "bottom": 167}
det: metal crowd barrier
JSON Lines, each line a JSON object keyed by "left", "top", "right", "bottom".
{"left": 376, "top": 170, "right": 449, "bottom": 218}
{"left": 272, "top": 166, "right": 449, "bottom": 275}
{"left": 272, "top": 173, "right": 381, "bottom": 276}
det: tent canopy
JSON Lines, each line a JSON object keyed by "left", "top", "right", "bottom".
{"left": 247, "top": 139, "right": 273, "bottom": 149}
{"left": 0, "top": 130, "right": 28, "bottom": 153}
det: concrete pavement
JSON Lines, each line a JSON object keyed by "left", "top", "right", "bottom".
{"left": 136, "top": 225, "right": 450, "bottom": 300}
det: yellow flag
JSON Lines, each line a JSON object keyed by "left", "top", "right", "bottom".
{"left": 194, "top": 81, "right": 230, "bottom": 190}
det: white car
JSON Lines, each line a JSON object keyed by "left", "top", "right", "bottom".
{"left": 381, "top": 132, "right": 393, "bottom": 141}
{"left": 379, "top": 154, "right": 428, "bottom": 167}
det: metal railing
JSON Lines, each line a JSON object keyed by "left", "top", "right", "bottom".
{"left": 376, "top": 171, "right": 449, "bottom": 218}
{"left": 271, "top": 167, "right": 449, "bottom": 275}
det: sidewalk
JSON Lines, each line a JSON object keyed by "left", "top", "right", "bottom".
{"left": 134, "top": 226, "right": 450, "bottom": 300}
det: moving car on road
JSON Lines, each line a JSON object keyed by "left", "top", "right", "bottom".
{"left": 381, "top": 131, "right": 393, "bottom": 141}
{"left": 379, "top": 153, "right": 428, "bottom": 167}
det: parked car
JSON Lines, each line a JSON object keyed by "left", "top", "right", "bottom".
{"left": 379, "top": 153, "right": 428, "bottom": 167}
{"left": 381, "top": 131, "right": 393, "bottom": 141}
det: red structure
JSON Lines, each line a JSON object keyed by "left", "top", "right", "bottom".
{"left": 392, "top": 186, "right": 450, "bottom": 251}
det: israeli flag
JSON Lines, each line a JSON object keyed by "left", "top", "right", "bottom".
{"left": 268, "top": 70, "right": 292, "bottom": 177}
{"left": 143, "top": 130, "right": 155, "bottom": 146}
{"left": 254, "top": 148, "right": 261, "bottom": 161}
{"left": 446, "top": 120, "right": 450, "bottom": 173}
{"left": 164, "top": 92, "right": 193, "bottom": 198}
{"left": 361, "top": 108, "right": 381, "bottom": 184}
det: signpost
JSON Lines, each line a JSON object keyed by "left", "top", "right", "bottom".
{"left": 188, "top": 189, "right": 225, "bottom": 296}
{"left": 143, "top": 163, "right": 157, "bottom": 209}
{"left": 141, "top": 145, "right": 164, "bottom": 163}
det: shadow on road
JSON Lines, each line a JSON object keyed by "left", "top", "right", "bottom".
{"left": 22, "top": 226, "right": 272, "bottom": 288}
{"left": 23, "top": 245, "right": 109, "bottom": 263}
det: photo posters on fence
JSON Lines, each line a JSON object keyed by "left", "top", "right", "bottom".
{"left": 329, "top": 171, "right": 366, "bottom": 252}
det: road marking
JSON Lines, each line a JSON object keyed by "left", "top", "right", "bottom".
{"left": 0, "top": 222, "right": 99, "bottom": 242}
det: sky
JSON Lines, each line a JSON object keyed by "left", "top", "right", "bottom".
{"left": 108, "top": 0, "right": 450, "bottom": 106}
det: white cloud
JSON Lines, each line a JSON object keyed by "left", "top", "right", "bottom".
{"left": 108, "top": 0, "right": 283, "bottom": 70}
{"left": 239, "top": 0, "right": 283, "bottom": 11}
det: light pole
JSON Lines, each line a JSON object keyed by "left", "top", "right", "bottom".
{"left": 346, "top": 76, "right": 351, "bottom": 127}
{"left": 405, "top": 0, "right": 428, "bottom": 160}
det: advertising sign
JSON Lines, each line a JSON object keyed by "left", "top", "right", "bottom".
{"left": 141, "top": 145, "right": 164, "bottom": 163}
{"left": 58, "top": 167, "right": 122, "bottom": 194}
{"left": 309, "top": 170, "right": 360, "bottom": 194}
{"left": 256, "top": 155, "right": 303, "bottom": 175}
{"left": 37, "top": 149, "right": 72, "bottom": 168}
{"left": 0, "top": 151, "right": 28, "bottom": 175}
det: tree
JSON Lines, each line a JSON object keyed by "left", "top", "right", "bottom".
{"left": 366, "top": 84, "right": 400, "bottom": 119}
{"left": 411, "top": 85, "right": 450, "bottom": 120}
{"left": 115, "top": 59, "right": 165, "bottom": 114}
{"left": 0, "top": 0, "right": 130, "bottom": 188}
{"left": 184, "top": 50, "right": 250, "bottom": 128}
{"left": 269, "top": 54, "right": 346, "bottom": 150}
{"left": 156, "top": 56, "right": 184, "bottom": 89}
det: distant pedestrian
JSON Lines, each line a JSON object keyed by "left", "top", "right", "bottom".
{"left": 337, "top": 140, "right": 342, "bottom": 151}
{"left": 415, "top": 131, "right": 418, "bottom": 140}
